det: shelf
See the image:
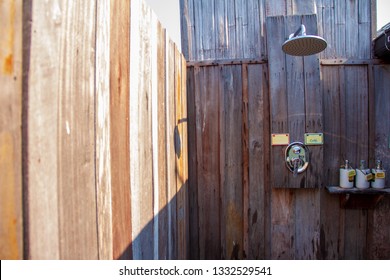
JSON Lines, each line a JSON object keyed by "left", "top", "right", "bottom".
{"left": 326, "top": 186, "right": 390, "bottom": 209}
{"left": 326, "top": 186, "right": 390, "bottom": 194}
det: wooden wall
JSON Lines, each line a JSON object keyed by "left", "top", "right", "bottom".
{"left": 181, "top": 0, "right": 390, "bottom": 259}
{"left": 0, "top": 0, "right": 188, "bottom": 260}
{"left": 0, "top": 0, "right": 23, "bottom": 260}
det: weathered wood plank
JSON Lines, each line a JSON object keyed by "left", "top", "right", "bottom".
{"left": 176, "top": 48, "right": 189, "bottom": 260}
{"left": 357, "top": 0, "right": 371, "bottom": 59}
{"left": 266, "top": 19, "right": 297, "bottom": 263}
{"left": 320, "top": 65, "right": 343, "bottom": 259}
{"left": 110, "top": 0, "right": 132, "bottom": 260}
{"left": 270, "top": 189, "right": 295, "bottom": 259}
{"left": 247, "top": 64, "right": 268, "bottom": 259}
{"left": 25, "top": 0, "right": 62, "bottom": 259}
{"left": 285, "top": 15, "right": 306, "bottom": 189}
{"left": 221, "top": 65, "right": 243, "bottom": 259}
{"left": 193, "top": 0, "right": 203, "bottom": 60}
{"left": 346, "top": 0, "right": 359, "bottom": 58}
{"left": 266, "top": 16, "right": 288, "bottom": 189}
{"left": 96, "top": 0, "right": 112, "bottom": 260}
{"left": 166, "top": 39, "right": 178, "bottom": 260}
{"left": 291, "top": 0, "right": 316, "bottom": 14}
{"left": 225, "top": 0, "right": 237, "bottom": 59}
{"left": 57, "top": 1, "right": 98, "bottom": 259}
{"left": 266, "top": 0, "right": 286, "bottom": 16}
{"left": 0, "top": 0, "right": 23, "bottom": 260}
{"left": 196, "top": 66, "right": 221, "bottom": 259}
{"left": 130, "top": 0, "right": 154, "bottom": 259}
{"left": 343, "top": 66, "right": 369, "bottom": 259}
{"left": 304, "top": 14, "right": 323, "bottom": 189}
{"left": 242, "top": 64, "right": 249, "bottom": 258}
{"left": 156, "top": 22, "right": 168, "bottom": 260}
{"left": 180, "top": 0, "right": 194, "bottom": 60}
{"left": 367, "top": 65, "right": 390, "bottom": 259}
{"left": 215, "top": 0, "right": 227, "bottom": 59}
{"left": 186, "top": 66, "right": 199, "bottom": 259}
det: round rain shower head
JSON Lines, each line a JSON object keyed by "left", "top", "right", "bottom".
{"left": 282, "top": 24, "right": 327, "bottom": 56}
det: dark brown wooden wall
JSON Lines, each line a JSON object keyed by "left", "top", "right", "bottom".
{"left": 181, "top": 0, "right": 390, "bottom": 259}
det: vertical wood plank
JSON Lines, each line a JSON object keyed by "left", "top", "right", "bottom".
{"left": 247, "top": 64, "right": 268, "bottom": 259}
{"left": 295, "top": 14, "right": 322, "bottom": 259}
{"left": 151, "top": 12, "right": 159, "bottom": 260}
{"left": 215, "top": 0, "right": 226, "bottom": 59}
{"left": 166, "top": 39, "right": 178, "bottom": 260}
{"left": 25, "top": 0, "right": 62, "bottom": 259}
{"left": 226, "top": 0, "right": 237, "bottom": 58}
{"left": 367, "top": 65, "right": 390, "bottom": 259}
{"left": 156, "top": 22, "right": 168, "bottom": 260}
{"left": 320, "top": 65, "right": 343, "bottom": 259}
{"left": 304, "top": 14, "right": 323, "bottom": 189}
{"left": 176, "top": 48, "right": 189, "bottom": 259}
{"left": 196, "top": 66, "right": 221, "bottom": 259}
{"left": 130, "top": 0, "right": 154, "bottom": 259}
{"left": 266, "top": 15, "right": 295, "bottom": 259}
{"left": 186, "top": 66, "right": 199, "bottom": 259}
{"left": 221, "top": 65, "right": 243, "bottom": 259}
{"left": 110, "top": 0, "right": 132, "bottom": 260}
{"left": 0, "top": 0, "right": 23, "bottom": 260}
{"left": 96, "top": 0, "right": 112, "bottom": 260}
{"left": 285, "top": 15, "right": 306, "bottom": 189}
{"left": 343, "top": 66, "right": 369, "bottom": 260}
{"left": 57, "top": 1, "right": 98, "bottom": 259}
{"left": 345, "top": 0, "right": 359, "bottom": 58}
{"left": 266, "top": 16, "right": 288, "bottom": 189}
{"left": 266, "top": 0, "right": 287, "bottom": 16}
{"left": 242, "top": 64, "right": 249, "bottom": 258}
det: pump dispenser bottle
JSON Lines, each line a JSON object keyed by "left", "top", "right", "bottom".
{"left": 372, "top": 160, "right": 386, "bottom": 189}
{"left": 339, "top": 160, "right": 355, "bottom": 188}
{"left": 356, "top": 160, "right": 371, "bottom": 189}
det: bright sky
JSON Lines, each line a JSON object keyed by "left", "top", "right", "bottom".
{"left": 145, "top": 0, "right": 181, "bottom": 50}
{"left": 145, "top": 0, "right": 390, "bottom": 51}
{"left": 377, "top": 0, "right": 390, "bottom": 29}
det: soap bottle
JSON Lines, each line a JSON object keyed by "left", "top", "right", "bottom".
{"left": 356, "top": 160, "right": 371, "bottom": 189}
{"left": 371, "top": 160, "right": 386, "bottom": 189}
{"left": 339, "top": 160, "right": 355, "bottom": 189}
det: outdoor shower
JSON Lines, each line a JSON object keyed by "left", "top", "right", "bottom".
{"left": 282, "top": 24, "right": 327, "bottom": 56}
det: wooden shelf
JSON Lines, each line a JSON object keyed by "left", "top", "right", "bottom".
{"left": 326, "top": 186, "right": 390, "bottom": 209}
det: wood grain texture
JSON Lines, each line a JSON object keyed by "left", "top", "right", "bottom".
{"left": 367, "top": 65, "right": 390, "bottom": 259}
{"left": 247, "top": 64, "right": 268, "bottom": 259}
{"left": 176, "top": 47, "right": 189, "bottom": 260}
{"left": 25, "top": 0, "right": 62, "bottom": 259}
{"left": 166, "top": 39, "right": 178, "bottom": 260}
{"left": 186, "top": 66, "right": 199, "bottom": 260}
{"left": 221, "top": 65, "right": 243, "bottom": 259}
{"left": 96, "top": 0, "right": 112, "bottom": 260}
{"left": 0, "top": 0, "right": 23, "bottom": 260}
{"left": 156, "top": 22, "right": 168, "bottom": 260}
{"left": 196, "top": 66, "right": 221, "bottom": 259}
{"left": 110, "top": 0, "right": 132, "bottom": 260}
{"left": 320, "top": 65, "right": 344, "bottom": 259}
{"left": 266, "top": 16, "right": 288, "bottom": 189}
{"left": 57, "top": 1, "right": 98, "bottom": 259}
{"left": 130, "top": 0, "right": 154, "bottom": 259}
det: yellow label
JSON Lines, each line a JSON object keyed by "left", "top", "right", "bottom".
{"left": 348, "top": 170, "right": 356, "bottom": 177}
{"left": 304, "top": 133, "right": 323, "bottom": 145}
{"left": 365, "top": 173, "right": 374, "bottom": 181}
{"left": 271, "top": 134, "right": 289, "bottom": 146}
{"left": 375, "top": 172, "right": 385, "bottom": 179}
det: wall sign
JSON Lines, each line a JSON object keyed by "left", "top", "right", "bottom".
{"left": 271, "top": 133, "right": 290, "bottom": 146}
{"left": 304, "top": 133, "right": 323, "bottom": 145}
